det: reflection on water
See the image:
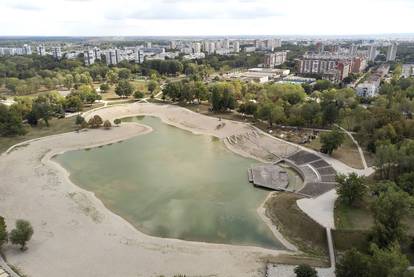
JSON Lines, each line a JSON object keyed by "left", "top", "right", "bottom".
{"left": 56, "top": 116, "right": 286, "bottom": 249}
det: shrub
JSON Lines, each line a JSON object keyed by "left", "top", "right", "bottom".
{"left": 114, "top": 118, "right": 121, "bottom": 126}
{"left": 103, "top": 120, "right": 112, "bottom": 129}
{"left": 88, "top": 115, "right": 103, "bottom": 128}
{"left": 134, "top": 91, "right": 145, "bottom": 99}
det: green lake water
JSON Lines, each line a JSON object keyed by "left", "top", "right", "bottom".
{"left": 55, "top": 116, "right": 285, "bottom": 249}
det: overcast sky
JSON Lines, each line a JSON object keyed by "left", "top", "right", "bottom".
{"left": 0, "top": 0, "right": 413, "bottom": 36}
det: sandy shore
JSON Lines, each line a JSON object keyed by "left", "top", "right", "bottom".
{"left": 1, "top": 103, "right": 303, "bottom": 277}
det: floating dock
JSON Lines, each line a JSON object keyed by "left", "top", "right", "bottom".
{"left": 248, "top": 164, "right": 289, "bottom": 190}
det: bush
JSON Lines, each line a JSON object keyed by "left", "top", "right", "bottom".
{"left": 114, "top": 118, "right": 121, "bottom": 125}
{"left": 0, "top": 216, "right": 7, "bottom": 249}
{"left": 294, "top": 264, "right": 318, "bottom": 277}
{"left": 134, "top": 91, "right": 145, "bottom": 99}
{"left": 103, "top": 120, "right": 112, "bottom": 129}
{"left": 88, "top": 115, "right": 103, "bottom": 128}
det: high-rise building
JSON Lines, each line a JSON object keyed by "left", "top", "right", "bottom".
{"left": 145, "top": 42, "right": 152, "bottom": 49}
{"left": 350, "top": 44, "right": 358, "bottom": 56}
{"left": 316, "top": 42, "right": 324, "bottom": 53}
{"left": 367, "top": 45, "right": 377, "bottom": 62}
{"left": 202, "top": 41, "right": 210, "bottom": 53}
{"left": 84, "top": 49, "right": 95, "bottom": 66}
{"left": 170, "top": 41, "right": 176, "bottom": 50}
{"left": 223, "top": 39, "right": 230, "bottom": 50}
{"left": 135, "top": 47, "right": 145, "bottom": 64}
{"left": 23, "top": 44, "right": 32, "bottom": 55}
{"left": 36, "top": 45, "right": 46, "bottom": 56}
{"left": 264, "top": 52, "right": 287, "bottom": 68}
{"left": 93, "top": 47, "right": 101, "bottom": 60}
{"left": 209, "top": 42, "right": 216, "bottom": 54}
{"left": 233, "top": 41, "right": 240, "bottom": 53}
{"left": 192, "top": 42, "right": 201, "bottom": 54}
{"left": 386, "top": 43, "right": 398, "bottom": 61}
{"left": 105, "top": 48, "right": 120, "bottom": 65}
{"left": 52, "top": 47, "right": 62, "bottom": 60}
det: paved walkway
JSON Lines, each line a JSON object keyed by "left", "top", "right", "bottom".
{"left": 296, "top": 190, "right": 337, "bottom": 229}
{"left": 0, "top": 255, "right": 19, "bottom": 277}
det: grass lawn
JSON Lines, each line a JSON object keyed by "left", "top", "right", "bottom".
{"left": 334, "top": 200, "right": 374, "bottom": 230}
{"left": 265, "top": 192, "right": 328, "bottom": 258}
{"left": 0, "top": 117, "right": 77, "bottom": 154}
{"left": 305, "top": 135, "right": 364, "bottom": 169}
{"left": 95, "top": 80, "right": 149, "bottom": 101}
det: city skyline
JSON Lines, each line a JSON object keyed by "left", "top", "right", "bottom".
{"left": 1, "top": 0, "right": 414, "bottom": 36}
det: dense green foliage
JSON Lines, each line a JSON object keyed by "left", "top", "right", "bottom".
{"left": 336, "top": 245, "right": 411, "bottom": 277}
{"left": 294, "top": 264, "right": 318, "bottom": 277}
{"left": 336, "top": 173, "right": 366, "bottom": 207}
{"left": 320, "top": 129, "right": 345, "bottom": 155}
{"left": 9, "top": 219, "right": 34, "bottom": 251}
{"left": 0, "top": 216, "right": 7, "bottom": 249}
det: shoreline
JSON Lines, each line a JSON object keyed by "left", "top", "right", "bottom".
{"left": 49, "top": 116, "right": 295, "bottom": 251}
{"left": 1, "top": 103, "right": 305, "bottom": 277}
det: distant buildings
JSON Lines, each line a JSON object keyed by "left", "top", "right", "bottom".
{"left": 192, "top": 42, "right": 201, "bottom": 54}
{"left": 264, "top": 52, "right": 288, "bottom": 68}
{"left": 135, "top": 47, "right": 145, "bottom": 64}
{"left": 356, "top": 64, "right": 390, "bottom": 98}
{"left": 105, "top": 48, "right": 120, "bottom": 65}
{"left": 52, "top": 47, "right": 62, "bottom": 60}
{"left": 233, "top": 41, "right": 240, "bottom": 53}
{"left": 23, "top": 44, "right": 32, "bottom": 55}
{"left": 296, "top": 52, "right": 368, "bottom": 82}
{"left": 84, "top": 49, "right": 95, "bottom": 66}
{"left": 386, "top": 43, "right": 398, "bottom": 61}
{"left": 93, "top": 47, "right": 101, "bottom": 60}
{"left": 36, "top": 45, "right": 46, "bottom": 56}
{"left": 367, "top": 45, "right": 377, "bottom": 62}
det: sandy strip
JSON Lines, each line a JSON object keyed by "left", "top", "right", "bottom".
{"left": 1, "top": 104, "right": 299, "bottom": 277}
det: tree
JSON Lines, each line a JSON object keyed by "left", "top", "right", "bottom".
{"left": 100, "top": 83, "right": 110, "bottom": 93}
{"left": 75, "top": 115, "right": 86, "bottom": 129}
{"left": 147, "top": 80, "right": 159, "bottom": 94}
{"left": 118, "top": 68, "right": 131, "bottom": 80}
{"left": 336, "top": 173, "right": 366, "bottom": 206}
{"left": 88, "top": 115, "right": 103, "bottom": 128}
{"left": 0, "top": 216, "right": 7, "bottom": 249}
{"left": 336, "top": 248, "right": 370, "bottom": 277}
{"left": 103, "top": 120, "right": 112, "bottom": 129}
{"left": 294, "top": 264, "right": 318, "bottom": 277}
{"left": 369, "top": 243, "right": 410, "bottom": 277}
{"left": 397, "top": 172, "right": 414, "bottom": 196}
{"left": 9, "top": 219, "right": 33, "bottom": 251}
{"left": 0, "top": 104, "right": 26, "bottom": 136}
{"left": 115, "top": 80, "right": 134, "bottom": 98}
{"left": 320, "top": 128, "right": 345, "bottom": 155}
{"left": 133, "top": 91, "right": 145, "bottom": 99}
{"left": 371, "top": 188, "right": 414, "bottom": 248}
{"left": 32, "top": 95, "right": 54, "bottom": 127}
{"left": 106, "top": 70, "right": 118, "bottom": 85}
{"left": 64, "top": 95, "right": 83, "bottom": 112}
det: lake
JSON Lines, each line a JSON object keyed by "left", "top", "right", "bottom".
{"left": 55, "top": 116, "right": 288, "bottom": 249}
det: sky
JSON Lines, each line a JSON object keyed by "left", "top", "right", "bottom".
{"left": 0, "top": 0, "right": 413, "bottom": 36}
